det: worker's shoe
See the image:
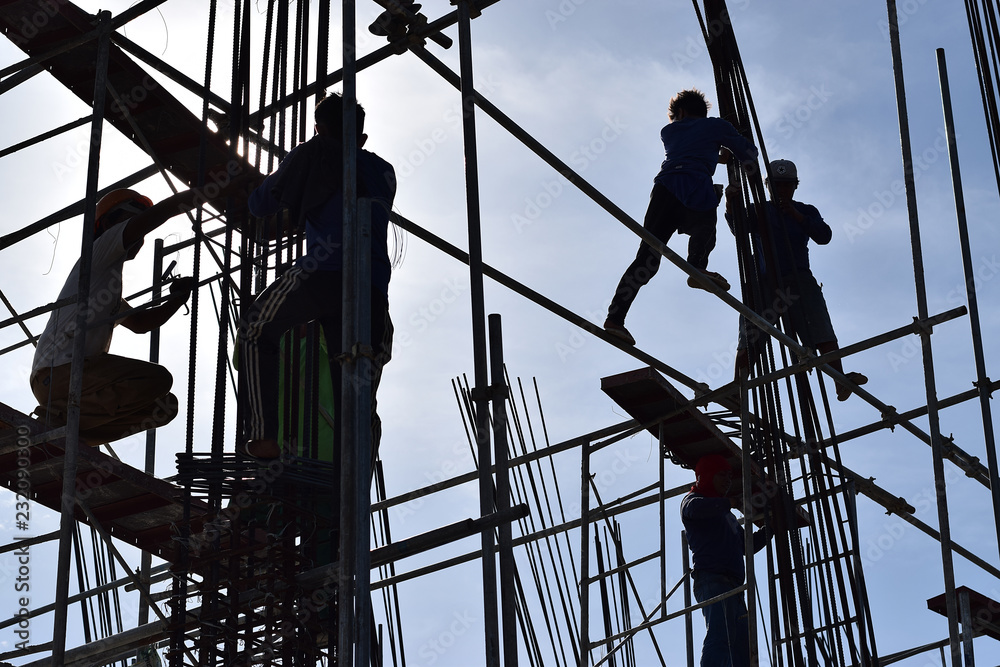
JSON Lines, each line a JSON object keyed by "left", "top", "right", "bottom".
{"left": 687, "top": 270, "right": 731, "bottom": 292}
{"left": 239, "top": 439, "right": 281, "bottom": 460}
{"left": 836, "top": 372, "right": 868, "bottom": 402}
{"left": 369, "top": 2, "right": 422, "bottom": 39}
{"left": 603, "top": 319, "right": 635, "bottom": 346}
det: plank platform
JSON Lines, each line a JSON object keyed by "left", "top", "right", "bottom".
{"left": 0, "top": 0, "right": 256, "bottom": 191}
{"left": 601, "top": 366, "right": 750, "bottom": 472}
{"left": 927, "top": 586, "right": 1000, "bottom": 640}
{"left": 0, "top": 401, "right": 210, "bottom": 563}
{"left": 601, "top": 367, "right": 808, "bottom": 525}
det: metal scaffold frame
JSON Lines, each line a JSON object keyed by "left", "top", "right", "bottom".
{"left": 0, "top": 0, "right": 998, "bottom": 665}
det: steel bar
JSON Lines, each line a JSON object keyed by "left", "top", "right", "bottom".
{"left": 885, "top": 2, "right": 960, "bottom": 659}
{"left": 453, "top": 2, "right": 500, "bottom": 664}
{"left": 490, "top": 315, "right": 519, "bottom": 664}
{"left": 50, "top": 13, "right": 111, "bottom": 664}
{"left": 579, "top": 440, "right": 591, "bottom": 667}
{"left": 338, "top": 0, "right": 365, "bottom": 663}
{"left": 938, "top": 47, "right": 1000, "bottom": 567}
{"left": 0, "top": 115, "right": 91, "bottom": 159}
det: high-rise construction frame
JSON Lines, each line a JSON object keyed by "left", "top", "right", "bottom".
{"left": 0, "top": 0, "right": 999, "bottom": 665}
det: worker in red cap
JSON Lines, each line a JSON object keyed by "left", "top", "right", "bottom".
{"left": 681, "top": 454, "right": 771, "bottom": 667}
{"left": 30, "top": 181, "right": 249, "bottom": 446}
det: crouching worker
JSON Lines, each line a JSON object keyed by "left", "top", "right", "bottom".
{"left": 30, "top": 184, "right": 238, "bottom": 445}
{"left": 681, "top": 454, "right": 772, "bottom": 667}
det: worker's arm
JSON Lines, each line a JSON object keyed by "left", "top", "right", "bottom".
{"left": 122, "top": 173, "right": 261, "bottom": 249}
{"left": 119, "top": 277, "right": 195, "bottom": 334}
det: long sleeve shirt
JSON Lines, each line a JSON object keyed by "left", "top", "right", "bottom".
{"left": 681, "top": 491, "right": 769, "bottom": 583}
{"left": 249, "top": 136, "right": 397, "bottom": 297}
{"left": 653, "top": 116, "right": 758, "bottom": 211}
{"left": 728, "top": 200, "right": 831, "bottom": 277}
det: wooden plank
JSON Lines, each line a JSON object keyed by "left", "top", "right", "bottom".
{"left": 601, "top": 367, "right": 809, "bottom": 527}
{"left": 927, "top": 586, "right": 1000, "bottom": 641}
{"left": 0, "top": 0, "right": 256, "bottom": 193}
{"left": 0, "top": 401, "right": 210, "bottom": 563}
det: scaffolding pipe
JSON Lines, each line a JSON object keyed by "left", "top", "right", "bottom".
{"left": 490, "top": 314, "right": 519, "bottom": 664}
{"left": 937, "top": 47, "right": 1000, "bottom": 566}
{"left": 885, "top": 3, "right": 960, "bottom": 660}
{"left": 682, "top": 531, "right": 694, "bottom": 667}
{"left": 453, "top": 2, "right": 501, "bottom": 664}
{"left": 580, "top": 440, "right": 591, "bottom": 667}
{"left": 137, "top": 239, "right": 165, "bottom": 630}
{"left": 50, "top": 12, "right": 112, "bottom": 665}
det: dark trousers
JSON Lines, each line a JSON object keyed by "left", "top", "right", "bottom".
{"left": 30, "top": 354, "right": 178, "bottom": 445}
{"left": 607, "top": 183, "right": 718, "bottom": 324}
{"left": 693, "top": 571, "right": 751, "bottom": 667}
{"left": 240, "top": 266, "right": 392, "bottom": 457}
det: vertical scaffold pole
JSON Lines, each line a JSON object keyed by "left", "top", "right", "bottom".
{"left": 338, "top": 0, "right": 370, "bottom": 665}
{"left": 579, "top": 440, "right": 591, "bottom": 667}
{"left": 51, "top": 11, "right": 112, "bottom": 665}
{"left": 455, "top": 1, "right": 501, "bottom": 664}
{"left": 489, "top": 314, "right": 518, "bottom": 665}
{"left": 937, "top": 47, "right": 1000, "bottom": 566}
{"left": 885, "top": 2, "right": 960, "bottom": 662}
{"left": 138, "top": 239, "right": 165, "bottom": 631}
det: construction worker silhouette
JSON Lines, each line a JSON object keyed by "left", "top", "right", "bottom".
{"left": 727, "top": 159, "right": 868, "bottom": 400}
{"left": 30, "top": 185, "right": 238, "bottom": 445}
{"left": 240, "top": 93, "right": 396, "bottom": 460}
{"left": 604, "top": 89, "right": 758, "bottom": 346}
{"left": 682, "top": 454, "right": 771, "bottom": 667}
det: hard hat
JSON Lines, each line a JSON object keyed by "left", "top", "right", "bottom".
{"left": 95, "top": 188, "right": 153, "bottom": 231}
{"left": 767, "top": 159, "right": 798, "bottom": 182}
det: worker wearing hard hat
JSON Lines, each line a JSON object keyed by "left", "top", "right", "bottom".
{"left": 727, "top": 159, "right": 868, "bottom": 401}
{"left": 29, "top": 181, "right": 247, "bottom": 446}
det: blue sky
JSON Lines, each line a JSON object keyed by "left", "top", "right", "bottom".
{"left": 1, "top": 1, "right": 998, "bottom": 665}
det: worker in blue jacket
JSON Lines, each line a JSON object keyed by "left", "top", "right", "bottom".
{"left": 604, "top": 88, "right": 758, "bottom": 346}
{"left": 681, "top": 454, "right": 771, "bottom": 667}
{"left": 241, "top": 93, "right": 396, "bottom": 459}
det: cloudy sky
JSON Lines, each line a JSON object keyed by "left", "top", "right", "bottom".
{"left": 1, "top": 0, "right": 999, "bottom": 665}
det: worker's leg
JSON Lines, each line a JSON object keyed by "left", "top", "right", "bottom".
{"left": 724, "top": 593, "right": 752, "bottom": 667}
{"left": 319, "top": 287, "right": 392, "bottom": 471}
{"left": 241, "top": 267, "right": 338, "bottom": 449}
{"left": 781, "top": 271, "right": 867, "bottom": 401}
{"left": 682, "top": 207, "right": 718, "bottom": 271}
{"left": 31, "top": 354, "right": 178, "bottom": 444}
{"left": 694, "top": 571, "right": 739, "bottom": 667}
{"left": 606, "top": 184, "right": 682, "bottom": 326}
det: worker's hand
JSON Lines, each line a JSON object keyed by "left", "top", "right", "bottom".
{"left": 219, "top": 171, "right": 265, "bottom": 199}
{"left": 725, "top": 184, "right": 741, "bottom": 200}
{"left": 169, "top": 276, "right": 197, "bottom": 301}
{"left": 718, "top": 148, "right": 731, "bottom": 164}
{"left": 775, "top": 197, "right": 804, "bottom": 223}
